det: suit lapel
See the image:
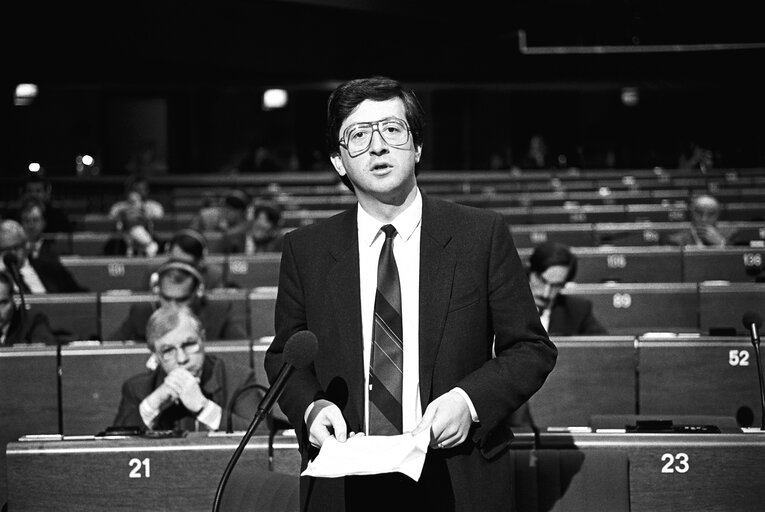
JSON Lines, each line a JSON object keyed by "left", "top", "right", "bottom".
{"left": 326, "top": 207, "right": 365, "bottom": 424}
{"left": 418, "top": 195, "right": 455, "bottom": 406}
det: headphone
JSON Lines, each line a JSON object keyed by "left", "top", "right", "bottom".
{"left": 149, "top": 259, "right": 206, "bottom": 300}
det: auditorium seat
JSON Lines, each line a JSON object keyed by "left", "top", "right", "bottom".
{"left": 528, "top": 336, "right": 637, "bottom": 427}
{"left": 571, "top": 246, "right": 684, "bottom": 283}
{"left": 560, "top": 282, "right": 699, "bottom": 335}
{"left": 682, "top": 246, "right": 765, "bottom": 282}
{"left": 61, "top": 256, "right": 163, "bottom": 292}
{"left": 25, "top": 293, "right": 100, "bottom": 342}
{"left": 249, "top": 287, "right": 278, "bottom": 339}
{"left": 698, "top": 282, "right": 765, "bottom": 336}
{"left": 636, "top": 335, "right": 763, "bottom": 428}
{"left": 593, "top": 221, "right": 688, "bottom": 246}
{"left": 510, "top": 223, "right": 597, "bottom": 249}
{"left": 225, "top": 254, "right": 282, "bottom": 289}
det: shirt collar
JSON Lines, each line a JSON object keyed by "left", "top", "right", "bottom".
{"left": 357, "top": 187, "right": 422, "bottom": 247}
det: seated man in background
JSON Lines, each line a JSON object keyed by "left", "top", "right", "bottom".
{"left": 108, "top": 174, "right": 165, "bottom": 223}
{"left": 0, "top": 220, "right": 87, "bottom": 293}
{"left": 21, "top": 174, "right": 73, "bottom": 233}
{"left": 19, "top": 195, "right": 60, "bottom": 261}
{"left": 164, "top": 228, "right": 227, "bottom": 289}
{"left": 107, "top": 259, "right": 246, "bottom": 341}
{"left": 0, "top": 270, "right": 56, "bottom": 346}
{"left": 528, "top": 241, "right": 607, "bottom": 336}
{"left": 190, "top": 190, "right": 251, "bottom": 253}
{"left": 510, "top": 241, "right": 607, "bottom": 427}
{"left": 245, "top": 203, "right": 285, "bottom": 254}
{"left": 666, "top": 194, "right": 737, "bottom": 247}
{"left": 112, "top": 305, "right": 260, "bottom": 431}
{"left": 103, "top": 207, "right": 161, "bottom": 257}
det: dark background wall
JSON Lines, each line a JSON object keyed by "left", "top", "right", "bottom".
{"left": 6, "top": 0, "right": 765, "bottom": 177}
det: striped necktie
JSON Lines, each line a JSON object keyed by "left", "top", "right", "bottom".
{"left": 369, "top": 224, "right": 403, "bottom": 435}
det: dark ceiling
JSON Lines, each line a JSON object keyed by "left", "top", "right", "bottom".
{"left": 8, "top": 0, "right": 765, "bottom": 89}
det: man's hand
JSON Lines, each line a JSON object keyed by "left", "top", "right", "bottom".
{"left": 164, "top": 368, "right": 207, "bottom": 413}
{"left": 697, "top": 225, "right": 726, "bottom": 246}
{"left": 305, "top": 399, "right": 362, "bottom": 448}
{"left": 412, "top": 390, "right": 472, "bottom": 449}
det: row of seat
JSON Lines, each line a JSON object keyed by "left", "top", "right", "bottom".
{"left": 20, "top": 280, "right": 765, "bottom": 344}
{"left": 52, "top": 246, "right": 763, "bottom": 295}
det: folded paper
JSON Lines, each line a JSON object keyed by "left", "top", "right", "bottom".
{"left": 301, "top": 429, "right": 430, "bottom": 481}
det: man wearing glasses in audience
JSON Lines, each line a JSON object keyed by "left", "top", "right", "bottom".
{"left": 112, "top": 305, "right": 260, "bottom": 431}
{"left": 107, "top": 259, "right": 246, "bottom": 342}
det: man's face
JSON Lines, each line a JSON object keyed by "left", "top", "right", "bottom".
{"left": 153, "top": 316, "right": 205, "bottom": 378}
{"left": 21, "top": 206, "right": 46, "bottom": 241}
{"left": 0, "top": 230, "right": 29, "bottom": 268}
{"left": 529, "top": 265, "right": 570, "bottom": 310}
{"left": 691, "top": 197, "right": 719, "bottom": 227}
{"left": 0, "top": 281, "right": 14, "bottom": 329}
{"left": 157, "top": 274, "right": 197, "bottom": 309}
{"left": 330, "top": 98, "right": 421, "bottom": 204}
{"left": 250, "top": 211, "right": 276, "bottom": 242}
{"left": 25, "top": 182, "right": 49, "bottom": 202}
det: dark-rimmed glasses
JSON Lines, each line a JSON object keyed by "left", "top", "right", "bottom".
{"left": 338, "top": 117, "right": 410, "bottom": 157}
{"left": 156, "top": 338, "right": 202, "bottom": 362}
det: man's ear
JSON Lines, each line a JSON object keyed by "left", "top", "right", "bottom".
{"left": 330, "top": 153, "right": 346, "bottom": 177}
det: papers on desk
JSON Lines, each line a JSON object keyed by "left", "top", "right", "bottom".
{"left": 302, "top": 429, "right": 430, "bottom": 481}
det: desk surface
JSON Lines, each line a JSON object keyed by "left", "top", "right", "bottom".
{"left": 6, "top": 432, "right": 301, "bottom": 512}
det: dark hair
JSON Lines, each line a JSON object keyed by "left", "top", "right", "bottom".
{"left": 326, "top": 76, "right": 426, "bottom": 190}
{"left": 124, "top": 174, "right": 149, "bottom": 193}
{"left": 19, "top": 195, "right": 47, "bottom": 216}
{"left": 169, "top": 229, "right": 207, "bottom": 262}
{"left": 224, "top": 190, "right": 249, "bottom": 212}
{"left": 528, "top": 242, "right": 578, "bottom": 281}
{"left": 253, "top": 204, "right": 282, "bottom": 226}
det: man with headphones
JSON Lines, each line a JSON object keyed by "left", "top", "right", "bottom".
{"left": 107, "top": 259, "right": 247, "bottom": 342}
{"left": 164, "top": 228, "right": 227, "bottom": 289}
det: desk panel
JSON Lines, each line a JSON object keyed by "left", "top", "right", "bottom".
{"left": 509, "top": 223, "right": 596, "bottom": 249}
{"left": 561, "top": 283, "right": 699, "bottom": 335}
{"left": 572, "top": 246, "right": 684, "bottom": 283}
{"left": 24, "top": 293, "right": 100, "bottom": 341}
{"left": 62, "top": 256, "right": 165, "bottom": 292}
{"left": 225, "top": 253, "right": 282, "bottom": 288}
{"left": 6, "top": 433, "right": 301, "bottom": 512}
{"left": 638, "top": 337, "right": 763, "bottom": 427}
{"left": 0, "top": 347, "right": 60, "bottom": 505}
{"left": 528, "top": 337, "right": 637, "bottom": 427}
{"left": 682, "top": 246, "right": 765, "bottom": 283}
{"left": 249, "top": 287, "right": 278, "bottom": 339}
{"left": 698, "top": 282, "right": 765, "bottom": 335}
{"left": 539, "top": 432, "right": 765, "bottom": 512}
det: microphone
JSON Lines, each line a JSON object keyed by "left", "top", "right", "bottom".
{"left": 742, "top": 312, "right": 765, "bottom": 430}
{"left": 212, "top": 330, "right": 318, "bottom": 512}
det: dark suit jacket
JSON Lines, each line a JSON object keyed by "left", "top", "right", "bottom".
{"left": 548, "top": 295, "right": 607, "bottom": 336}
{"left": 29, "top": 257, "right": 88, "bottom": 293}
{"left": 1, "top": 308, "right": 56, "bottom": 346}
{"left": 264, "top": 192, "right": 557, "bottom": 512}
{"left": 108, "top": 298, "right": 247, "bottom": 342}
{"left": 112, "top": 354, "right": 260, "bottom": 431}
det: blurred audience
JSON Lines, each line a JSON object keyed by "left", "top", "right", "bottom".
{"left": 0, "top": 270, "right": 56, "bottom": 346}
{"left": 107, "top": 259, "right": 246, "bottom": 342}
{"left": 190, "top": 190, "right": 251, "bottom": 253}
{"left": 666, "top": 194, "right": 737, "bottom": 247}
{"left": 678, "top": 140, "right": 715, "bottom": 172}
{"left": 21, "top": 174, "right": 73, "bottom": 233}
{"left": 516, "top": 134, "right": 553, "bottom": 170}
{"left": 112, "top": 305, "right": 259, "bottom": 432}
{"left": 0, "top": 220, "right": 87, "bottom": 293}
{"left": 245, "top": 203, "right": 284, "bottom": 254}
{"left": 103, "top": 206, "right": 161, "bottom": 257}
{"left": 164, "top": 228, "right": 228, "bottom": 289}
{"left": 109, "top": 174, "right": 165, "bottom": 222}
{"left": 19, "top": 196, "right": 60, "bottom": 261}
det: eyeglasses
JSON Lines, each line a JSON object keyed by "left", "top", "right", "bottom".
{"left": 156, "top": 338, "right": 201, "bottom": 362}
{"left": 338, "top": 117, "right": 411, "bottom": 157}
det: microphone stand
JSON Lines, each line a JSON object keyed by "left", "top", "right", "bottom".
{"left": 212, "top": 385, "right": 281, "bottom": 512}
{"left": 750, "top": 328, "right": 765, "bottom": 431}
